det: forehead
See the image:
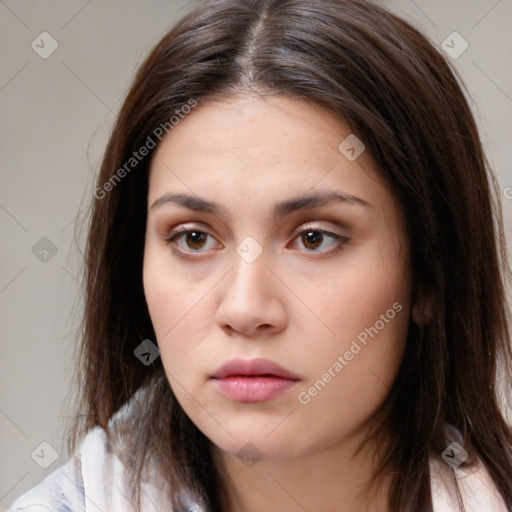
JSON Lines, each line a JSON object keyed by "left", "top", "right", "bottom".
{"left": 147, "top": 94, "right": 389, "bottom": 216}
{"left": 152, "top": 95, "right": 356, "bottom": 162}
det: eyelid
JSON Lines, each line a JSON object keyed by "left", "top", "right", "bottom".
{"left": 291, "top": 222, "right": 347, "bottom": 239}
{"left": 288, "top": 224, "right": 349, "bottom": 255}
{"left": 164, "top": 224, "right": 221, "bottom": 246}
{"left": 164, "top": 222, "right": 350, "bottom": 256}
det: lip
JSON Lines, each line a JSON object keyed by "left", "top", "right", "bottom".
{"left": 211, "top": 358, "right": 300, "bottom": 403}
{"left": 211, "top": 357, "right": 300, "bottom": 380}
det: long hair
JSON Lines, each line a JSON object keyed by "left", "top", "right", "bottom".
{"left": 68, "top": 0, "right": 512, "bottom": 510}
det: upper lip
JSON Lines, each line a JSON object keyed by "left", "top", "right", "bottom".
{"left": 211, "top": 358, "right": 300, "bottom": 380}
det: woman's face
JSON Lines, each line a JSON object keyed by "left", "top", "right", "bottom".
{"left": 143, "top": 94, "right": 412, "bottom": 461}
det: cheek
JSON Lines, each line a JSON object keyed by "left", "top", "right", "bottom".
{"left": 302, "top": 246, "right": 411, "bottom": 400}
{"left": 143, "top": 252, "right": 209, "bottom": 369}
{"left": 143, "top": 266, "right": 215, "bottom": 419}
{"left": 293, "top": 293, "right": 409, "bottom": 455}
{"left": 317, "top": 249, "right": 410, "bottom": 335}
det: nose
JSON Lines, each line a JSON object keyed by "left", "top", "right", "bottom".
{"left": 214, "top": 247, "right": 288, "bottom": 337}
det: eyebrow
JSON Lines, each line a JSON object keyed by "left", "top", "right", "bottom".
{"left": 150, "top": 190, "right": 372, "bottom": 217}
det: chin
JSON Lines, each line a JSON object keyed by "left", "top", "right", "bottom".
{"left": 203, "top": 420, "right": 312, "bottom": 461}
{"left": 215, "top": 436, "right": 300, "bottom": 462}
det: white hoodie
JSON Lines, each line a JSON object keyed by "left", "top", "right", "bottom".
{"left": 7, "top": 399, "right": 509, "bottom": 512}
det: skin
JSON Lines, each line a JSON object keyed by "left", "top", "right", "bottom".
{"left": 143, "top": 94, "right": 413, "bottom": 512}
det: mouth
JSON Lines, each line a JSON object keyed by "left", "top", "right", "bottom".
{"left": 210, "top": 358, "right": 300, "bottom": 403}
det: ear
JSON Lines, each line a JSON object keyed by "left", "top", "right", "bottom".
{"left": 412, "top": 288, "right": 434, "bottom": 326}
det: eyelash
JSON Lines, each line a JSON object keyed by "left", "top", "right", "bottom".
{"left": 163, "top": 224, "right": 349, "bottom": 259}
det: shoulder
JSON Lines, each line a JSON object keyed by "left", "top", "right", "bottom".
{"left": 7, "top": 427, "right": 137, "bottom": 512}
{"left": 7, "top": 428, "right": 93, "bottom": 512}
{"left": 6, "top": 454, "right": 84, "bottom": 512}
{"left": 430, "top": 453, "right": 509, "bottom": 512}
{"left": 8, "top": 391, "right": 177, "bottom": 512}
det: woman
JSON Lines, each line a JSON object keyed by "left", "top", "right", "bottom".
{"left": 8, "top": 0, "right": 512, "bottom": 510}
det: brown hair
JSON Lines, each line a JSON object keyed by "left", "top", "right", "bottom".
{"left": 68, "top": 0, "right": 512, "bottom": 510}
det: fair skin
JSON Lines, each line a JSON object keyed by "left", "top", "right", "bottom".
{"left": 143, "top": 94, "right": 413, "bottom": 512}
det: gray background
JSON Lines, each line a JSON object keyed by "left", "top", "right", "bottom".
{"left": 1, "top": 0, "right": 511, "bottom": 508}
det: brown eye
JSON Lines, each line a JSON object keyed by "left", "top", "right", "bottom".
{"left": 301, "top": 230, "right": 324, "bottom": 250}
{"left": 165, "top": 228, "right": 219, "bottom": 254}
{"left": 184, "top": 231, "right": 208, "bottom": 250}
{"left": 290, "top": 227, "right": 349, "bottom": 255}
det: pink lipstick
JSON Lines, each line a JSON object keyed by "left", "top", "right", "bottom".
{"left": 211, "top": 358, "right": 300, "bottom": 403}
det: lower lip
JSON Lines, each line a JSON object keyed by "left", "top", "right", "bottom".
{"left": 213, "top": 376, "right": 298, "bottom": 402}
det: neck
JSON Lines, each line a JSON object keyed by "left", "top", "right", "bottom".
{"left": 210, "top": 424, "right": 392, "bottom": 512}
